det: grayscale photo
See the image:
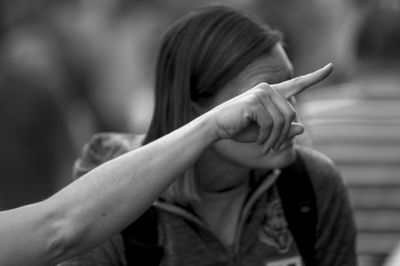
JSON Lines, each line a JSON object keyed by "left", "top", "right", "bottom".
{"left": 0, "top": 1, "right": 399, "bottom": 265}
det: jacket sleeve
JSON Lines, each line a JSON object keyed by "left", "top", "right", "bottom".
{"left": 300, "top": 146, "right": 358, "bottom": 266}
{"left": 58, "top": 133, "right": 144, "bottom": 266}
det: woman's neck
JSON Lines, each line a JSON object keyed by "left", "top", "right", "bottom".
{"left": 192, "top": 180, "right": 249, "bottom": 246}
{"left": 195, "top": 147, "right": 250, "bottom": 193}
{"left": 192, "top": 148, "right": 251, "bottom": 246}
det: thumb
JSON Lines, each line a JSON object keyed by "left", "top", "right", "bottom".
{"left": 287, "top": 122, "right": 305, "bottom": 139}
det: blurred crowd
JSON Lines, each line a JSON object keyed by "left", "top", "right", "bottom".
{"left": 0, "top": 0, "right": 399, "bottom": 265}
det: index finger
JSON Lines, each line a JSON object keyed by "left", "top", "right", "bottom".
{"left": 273, "top": 63, "right": 334, "bottom": 99}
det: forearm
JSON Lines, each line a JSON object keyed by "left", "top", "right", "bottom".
{"left": 55, "top": 114, "right": 216, "bottom": 258}
{"left": 0, "top": 114, "right": 216, "bottom": 265}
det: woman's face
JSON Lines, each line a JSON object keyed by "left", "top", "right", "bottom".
{"left": 203, "top": 43, "right": 297, "bottom": 169}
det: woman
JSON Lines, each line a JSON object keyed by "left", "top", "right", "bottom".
{"left": 0, "top": 63, "right": 329, "bottom": 266}
{"left": 60, "top": 5, "right": 356, "bottom": 266}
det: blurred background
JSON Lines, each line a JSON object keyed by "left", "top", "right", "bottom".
{"left": 0, "top": 0, "right": 399, "bottom": 265}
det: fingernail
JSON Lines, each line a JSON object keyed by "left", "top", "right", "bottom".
{"left": 323, "top": 63, "right": 334, "bottom": 72}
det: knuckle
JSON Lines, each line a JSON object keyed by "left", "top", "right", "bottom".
{"left": 256, "top": 83, "right": 273, "bottom": 93}
{"left": 249, "top": 90, "right": 266, "bottom": 105}
{"left": 247, "top": 96, "right": 260, "bottom": 108}
{"left": 258, "top": 82, "right": 270, "bottom": 88}
{"left": 244, "top": 94, "right": 258, "bottom": 106}
{"left": 254, "top": 87, "right": 267, "bottom": 96}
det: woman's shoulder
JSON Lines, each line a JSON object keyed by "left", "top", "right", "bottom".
{"left": 295, "top": 145, "right": 344, "bottom": 192}
{"left": 73, "top": 132, "right": 145, "bottom": 179}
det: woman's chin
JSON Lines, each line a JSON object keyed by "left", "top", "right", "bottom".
{"left": 255, "top": 142, "right": 297, "bottom": 169}
{"left": 211, "top": 139, "right": 297, "bottom": 170}
{"left": 274, "top": 147, "right": 297, "bottom": 168}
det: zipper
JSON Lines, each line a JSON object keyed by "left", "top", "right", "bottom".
{"left": 154, "top": 170, "right": 281, "bottom": 258}
{"left": 233, "top": 169, "right": 281, "bottom": 254}
{"left": 153, "top": 200, "right": 206, "bottom": 228}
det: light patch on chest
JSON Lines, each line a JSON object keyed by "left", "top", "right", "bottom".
{"left": 258, "top": 199, "right": 292, "bottom": 253}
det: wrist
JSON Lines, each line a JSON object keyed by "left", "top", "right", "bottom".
{"left": 192, "top": 111, "right": 221, "bottom": 145}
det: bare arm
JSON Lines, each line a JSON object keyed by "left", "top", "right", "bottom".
{"left": 0, "top": 64, "right": 333, "bottom": 266}
{"left": 0, "top": 114, "right": 216, "bottom": 265}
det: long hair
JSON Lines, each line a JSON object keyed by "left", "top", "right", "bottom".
{"left": 143, "top": 5, "right": 282, "bottom": 205}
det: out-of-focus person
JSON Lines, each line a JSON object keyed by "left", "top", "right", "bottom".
{"left": 299, "top": 2, "right": 400, "bottom": 266}
{"left": 0, "top": 30, "right": 78, "bottom": 209}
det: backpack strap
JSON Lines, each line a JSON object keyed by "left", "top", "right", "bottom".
{"left": 122, "top": 206, "right": 164, "bottom": 265}
{"left": 277, "top": 154, "right": 317, "bottom": 266}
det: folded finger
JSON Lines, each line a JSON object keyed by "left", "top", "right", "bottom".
{"left": 261, "top": 96, "right": 285, "bottom": 154}
{"left": 269, "top": 94, "right": 296, "bottom": 150}
{"left": 256, "top": 106, "right": 273, "bottom": 145}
